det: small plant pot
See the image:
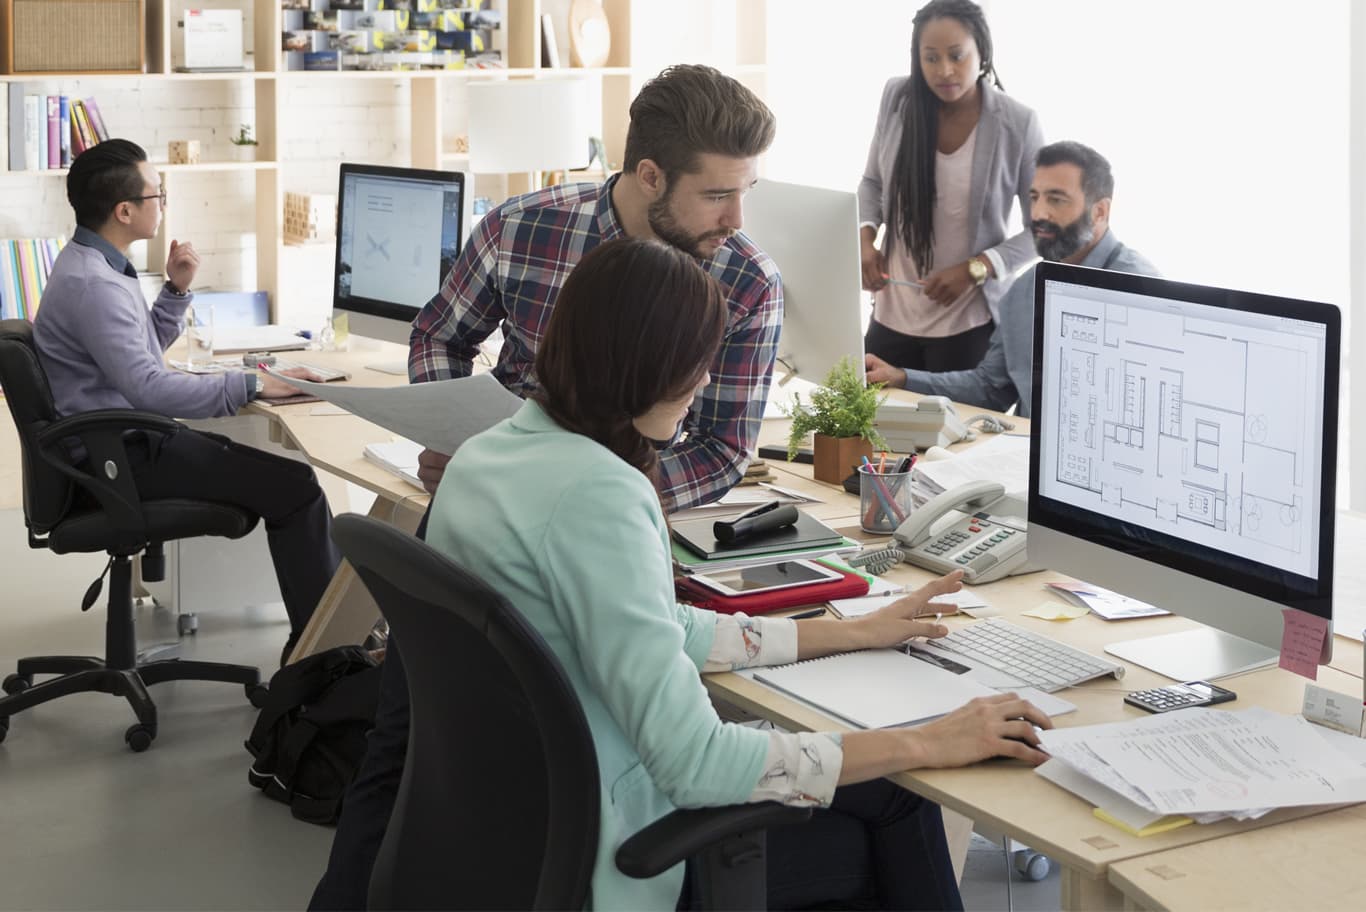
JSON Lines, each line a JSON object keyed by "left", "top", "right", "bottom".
{"left": 812, "top": 434, "right": 873, "bottom": 485}
{"left": 232, "top": 143, "right": 257, "bottom": 162}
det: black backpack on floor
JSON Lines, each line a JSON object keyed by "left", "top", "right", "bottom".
{"left": 245, "top": 645, "right": 383, "bottom": 825}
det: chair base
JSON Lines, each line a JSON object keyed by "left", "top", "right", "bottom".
{"left": 0, "top": 655, "right": 264, "bottom": 751}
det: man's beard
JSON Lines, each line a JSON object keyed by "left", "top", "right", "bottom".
{"left": 647, "top": 191, "right": 733, "bottom": 259}
{"left": 1032, "top": 207, "right": 1094, "bottom": 261}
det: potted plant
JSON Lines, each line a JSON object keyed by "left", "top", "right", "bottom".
{"left": 785, "top": 356, "right": 888, "bottom": 484}
{"left": 230, "top": 124, "right": 258, "bottom": 161}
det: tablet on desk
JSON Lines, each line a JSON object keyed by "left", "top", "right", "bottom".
{"left": 690, "top": 560, "right": 842, "bottom": 598}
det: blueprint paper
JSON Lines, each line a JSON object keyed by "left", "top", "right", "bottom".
{"left": 266, "top": 371, "right": 522, "bottom": 455}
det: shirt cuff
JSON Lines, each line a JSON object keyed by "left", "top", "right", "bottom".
{"left": 243, "top": 374, "right": 259, "bottom": 402}
{"left": 702, "top": 614, "right": 798, "bottom": 672}
{"left": 746, "top": 731, "right": 843, "bottom": 807}
{"left": 858, "top": 220, "right": 880, "bottom": 232}
{"left": 981, "top": 248, "right": 1006, "bottom": 284}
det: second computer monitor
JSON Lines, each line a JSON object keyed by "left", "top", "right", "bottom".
{"left": 740, "top": 179, "right": 866, "bottom": 390}
{"left": 334, "top": 162, "right": 466, "bottom": 347}
{"left": 1027, "top": 261, "right": 1339, "bottom": 681}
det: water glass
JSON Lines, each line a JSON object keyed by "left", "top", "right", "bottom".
{"left": 185, "top": 302, "right": 214, "bottom": 368}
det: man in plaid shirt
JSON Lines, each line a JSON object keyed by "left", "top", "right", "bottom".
{"left": 407, "top": 63, "right": 782, "bottom": 512}
{"left": 310, "top": 64, "right": 782, "bottom": 911}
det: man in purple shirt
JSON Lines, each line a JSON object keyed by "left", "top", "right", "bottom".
{"left": 33, "top": 139, "right": 339, "bottom": 663}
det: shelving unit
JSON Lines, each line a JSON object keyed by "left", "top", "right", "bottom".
{"left": 1, "top": 0, "right": 768, "bottom": 323}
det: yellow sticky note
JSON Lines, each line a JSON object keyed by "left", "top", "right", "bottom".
{"left": 1022, "top": 601, "right": 1090, "bottom": 621}
{"left": 1093, "top": 808, "right": 1194, "bottom": 837}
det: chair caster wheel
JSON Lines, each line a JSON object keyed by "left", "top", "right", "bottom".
{"left": 2, "top": 673, "right": 31, "bottom": 695}
{"left": 177, "top": 613, "right": 199, "bottom": 636}
{"left": 125, "top": 723, "right": 156, "bottom": 752}
{"left": 1013, "top": 849, "right": 1051, "bottom": 881}
{"left": 246, "top": 683, "right": 270, "bottom": 709}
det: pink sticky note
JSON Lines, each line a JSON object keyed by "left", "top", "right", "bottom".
{"left": 1279, "top": 608, "right": 1330, "bottom": 680}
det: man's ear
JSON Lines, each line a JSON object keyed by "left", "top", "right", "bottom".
{"left": 109, "top": 202, "right": 134, "bottom": 227}
{"left": 634, "top": 158, "right": 667, "bottom": 200}
{"left": 1092, "top": 197, "right": 1112, "bottom": 227}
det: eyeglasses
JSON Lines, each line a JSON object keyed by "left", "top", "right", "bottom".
{"left": 126, "top": 189, "right": 167, "bottom": 207}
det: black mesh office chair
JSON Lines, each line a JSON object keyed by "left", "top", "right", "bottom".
{"left": 332, "top": 514, "right": 811, "bottom": 911}
{"left": 0, "top": 319, "right": 267, "bottom": 752}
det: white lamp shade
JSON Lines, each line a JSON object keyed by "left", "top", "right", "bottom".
{"left": 467, "top": 78, "right": 601, "bottom": 173}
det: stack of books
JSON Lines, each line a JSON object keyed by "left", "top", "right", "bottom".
{"left": 5, "top": 86, "right": 111, "bottom": 172}
{"left": 0, "top": 237, "right": 67, "bottom": 321}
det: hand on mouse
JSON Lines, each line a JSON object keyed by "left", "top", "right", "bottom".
{"left": 909, "top": 693, "right": 1052, "bottom": 767}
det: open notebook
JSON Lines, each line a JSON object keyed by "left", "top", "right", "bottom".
{"left": 754, "top": 648, "right": 998, "bottom": 729}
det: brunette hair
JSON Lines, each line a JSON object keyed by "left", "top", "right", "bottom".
{"left": 66, "top": 139, "right": 149, "bottom": 230}
{"left": 622, "top": 64, "right": 776, "bottom": 184}
{"left": 891, "top": 0, "right": 1002, "bottom": 274}
{"left": 534, "top": 238, "right": 727, "bottom": 480}
{"left": 1036, "top": 140, "right": 1114, "bottom": 205}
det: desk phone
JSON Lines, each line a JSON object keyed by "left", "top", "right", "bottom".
{"left": 892, "top": 480, "right": 1038, "bottom": 584}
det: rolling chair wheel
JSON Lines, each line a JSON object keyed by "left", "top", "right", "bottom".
{"left": 1013, "top": 849, "right": 1051, "bottom": 881}
{"left": 246, "top": 683, "right": 270, "bottom": 709}
{"left": 124, "top": 723, "right": 156, "bottom": 753}
{"left": 2, "top": 673, "right": 31, "bottom": 696}
{"left": 177, "top": 613, "right": 199, "bottom": 636}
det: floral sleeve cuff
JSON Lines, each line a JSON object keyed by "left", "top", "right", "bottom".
{"left": 746, "top": 731, "right": 843, "bottom": 807}
{"left": 702, "top": 615, "right": 798, "bottom": 673}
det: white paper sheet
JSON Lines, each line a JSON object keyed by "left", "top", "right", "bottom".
{"left": 265, "top": 370, "right": 522, "bottom": 455}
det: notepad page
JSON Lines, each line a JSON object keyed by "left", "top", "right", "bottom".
{"left": 754, "top": 649, "right": 997, "bottom": 729}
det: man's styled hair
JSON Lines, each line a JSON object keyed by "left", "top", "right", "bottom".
{"left": 66, "top": 139, "right": 149, "bottom": 230}
{"left": 622, "top": 64, "right": 776, "bottom": 182}
{"left": 1036, "top": 141, "right": 1115, "bottom": 204}
{"left": 534, "top": 238, "right": 727, "bottom": 482}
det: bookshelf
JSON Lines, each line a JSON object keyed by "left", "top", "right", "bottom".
{"left": 0, "top": 0, "right": 768, "bottom": 324}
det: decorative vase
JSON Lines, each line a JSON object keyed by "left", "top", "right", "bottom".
{"left": 812, "top": 434, "right": 873, "bottom": 485}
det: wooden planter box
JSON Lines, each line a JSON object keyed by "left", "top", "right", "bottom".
{"left": 812, "top": 433, "right": 873, "bottom": 485}
{"left": 2, "top": 0, "right": 145, "bottom": 75}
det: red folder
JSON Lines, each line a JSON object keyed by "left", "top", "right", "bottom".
{"left": 676, "top": 563, "right": 870, "bottom": 615}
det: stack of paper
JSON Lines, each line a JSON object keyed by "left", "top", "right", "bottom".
{"left": 1036, "top": 707, "right": 1366, "bottom": 834}
{"left": 910, "top": 434, "right": 1029, "bottom": 507}
{"left": 363, "top": 438, "right": 424, "bottom": 490}
{"left": 1046, "top": 581, "right": 1170, "bottom": 620}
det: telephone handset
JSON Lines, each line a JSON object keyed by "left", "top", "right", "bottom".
{"left": 892, "top": 480, "right": 1039, "bottom": 584}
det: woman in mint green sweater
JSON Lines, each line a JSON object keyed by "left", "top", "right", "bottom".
{"left": 426, "top": 238, "right": 1050, "bottom": 910}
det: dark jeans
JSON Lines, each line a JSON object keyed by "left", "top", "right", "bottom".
{"left": 677, "top": 778, "right": 963, "bottom": 911}
{"left": 125, "top": 427, "right": 339, "bottom": 640}
{"left": 865, "top": 318, "right": 995, "bottom": 373}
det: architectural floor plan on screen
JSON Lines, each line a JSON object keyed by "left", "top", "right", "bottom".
{"left": 1042, "top": 293, "right": 1324, "bottom": 577}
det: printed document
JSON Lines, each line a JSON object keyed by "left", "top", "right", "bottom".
{"left": 266, "top": 371, "right": 521, "bottom": 455}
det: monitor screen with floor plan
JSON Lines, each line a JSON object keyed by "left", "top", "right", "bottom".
{"left": 334, "top": 163, "right": 465, "bottom": 345}
{"left": 1026, "top": 262, "right": 1339, "bottom": 680}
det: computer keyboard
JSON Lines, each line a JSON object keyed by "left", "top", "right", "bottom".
{"left": 932, "top": 617, "right": 1125, "bottom": 692}
{"left": 269, "top": 358, "right": 350, "bottom": 382}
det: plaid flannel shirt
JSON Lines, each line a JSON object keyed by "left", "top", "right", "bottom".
{"left": 409, "top": 176, "right": 783, "bottom": 512}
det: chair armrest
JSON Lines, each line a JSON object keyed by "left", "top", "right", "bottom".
{"left": 615, "top": 802, "right": 812, "bottom": 880}
{"left": 34, "top": 409, "right": 183, "bottom": 548}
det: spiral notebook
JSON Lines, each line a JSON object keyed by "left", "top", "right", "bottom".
{"left": 754, "top": 648, "right": 997, "bottom": 729}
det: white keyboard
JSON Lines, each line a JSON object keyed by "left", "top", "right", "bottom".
{"left": 269, "top": 358, "right": 350, "bottom": 382}
{"left": 932, "top": 618, "right": 1125, "bottom": 692}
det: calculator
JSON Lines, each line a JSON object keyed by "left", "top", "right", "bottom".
{"left": 1124, "top": 680, "right": 1237, "bottom": 714}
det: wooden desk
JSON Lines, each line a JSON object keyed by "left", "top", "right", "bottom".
{"left": 241, "top": 341, "right": 431, "bottom": 661}
{"left": 720, "top": 403, "right": 1365, "bottom": 910}
{"left": 1107, "top": 802, "right": 1366, "bottom": 911}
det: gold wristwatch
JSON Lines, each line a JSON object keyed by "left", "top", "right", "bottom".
{"left": 967, "top": 256, "right": 989, "bottom": 286}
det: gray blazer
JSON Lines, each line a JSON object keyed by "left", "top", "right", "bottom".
{"left": 858, "top": 78, "right": 1044, "bottom": 320}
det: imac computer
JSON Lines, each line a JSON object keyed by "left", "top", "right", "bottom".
{"left": 1028, "top": 262, "right": 1339, "bottom": 681}
{"left": 740, "top": 179, "right": 866, "bottom": 397}
{"left": 334, "top": 162, "right": 466, "bottom": 371}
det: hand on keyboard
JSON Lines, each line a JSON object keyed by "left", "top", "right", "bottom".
{"left": 851, "top": 569, "right": 962, "bottom": 648}
{"left": 259, "top": 367, "right": 324, "bottom": 399}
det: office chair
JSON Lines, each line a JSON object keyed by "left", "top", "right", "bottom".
{"left": 0, "top": 320, "right": 267, "bottom": 752}
{"left": 332, "top": 514, "right": 811, "bottom": 912}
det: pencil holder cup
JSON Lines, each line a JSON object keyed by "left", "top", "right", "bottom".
{"left": 859, "top": 465, "right": 912, "bottom": 534}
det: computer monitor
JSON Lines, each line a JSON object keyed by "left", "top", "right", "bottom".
{"left": 334, "top": 162, "right": 466, "bottom": 370}
{"left": 1028, "top": 262, "right": 1339, "bottom": 681}
{"left": 740, "top": 179, "right": 866, "bottom": 397}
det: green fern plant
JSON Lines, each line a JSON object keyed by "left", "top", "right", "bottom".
{"left": 785, "top": 356, "right": 887, "bottom": 459}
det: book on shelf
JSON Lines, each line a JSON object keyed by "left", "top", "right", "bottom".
{"left": 45, "top": 96, "right": 59, "bottom": 170}
{"left": 5, "top": 91, "right": 111, "bottom": 171}
{"left": 0, "top": 238, "right": 67, "bottom": 322}
{"left": 58, "top": 97, "right": 72, "bottom": 168}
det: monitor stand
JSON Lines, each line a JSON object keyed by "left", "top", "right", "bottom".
{"left": 1105, "top": 628, "right": 1278, "bottom": 682}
